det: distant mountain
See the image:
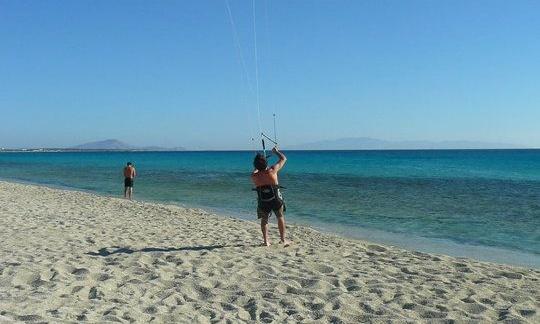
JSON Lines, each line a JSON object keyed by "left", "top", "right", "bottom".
{"left": 286, "top": 137, "right": 522, "bottom": 150}
{"left": 72, "top": 139, "right": 133, "bottom": 150}
{"left": 70, "top": 139, "right": 185, "bottom": 151}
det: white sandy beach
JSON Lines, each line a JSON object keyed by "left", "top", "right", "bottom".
{"left": 0, "top": 181, "right": 538, "bottom": 323}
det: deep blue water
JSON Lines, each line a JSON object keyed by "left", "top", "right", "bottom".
{"left": 1, "top": 150, "right": 539, "bottom": 267}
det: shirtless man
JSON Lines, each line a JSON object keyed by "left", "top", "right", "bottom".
{"left": 251, "top": 147, "right": 290, "bottom": 246}
{"left": 123, "top": 162, "right": 136, "bottom": 200}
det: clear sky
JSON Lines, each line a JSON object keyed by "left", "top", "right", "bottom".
{"left": 1, "top": 0, "right": 539, "bottom": 149}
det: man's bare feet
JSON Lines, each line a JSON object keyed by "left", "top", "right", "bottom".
{"left": 279, "top": 240, "right": 292, "bottom": 247}
{"left": 261, "top": 241, "right": 271, "bottom": 247}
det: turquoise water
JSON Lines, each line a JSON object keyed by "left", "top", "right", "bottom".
{"left": 1, "top": 150, "right": 539, "bottom": 267}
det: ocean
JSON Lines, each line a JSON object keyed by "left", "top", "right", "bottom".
{"left": 1, "top": 150, "right": 539, "bottom": 267}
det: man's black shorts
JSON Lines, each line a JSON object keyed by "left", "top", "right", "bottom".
{"left": 257, "top": 200, "right": 286, "bottom": 219}
{"left": 124, "top": 177, "right": 134, "bottom": 188}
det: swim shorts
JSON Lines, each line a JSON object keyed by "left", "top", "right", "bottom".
{"left": 124, "top": 177, "right": 134, "bottom": 187}
{"left": 257, "top": 203, "right": 285, "bottom": 219}
{"left": 256, "top": 185, "right": 286, "bottom": 219}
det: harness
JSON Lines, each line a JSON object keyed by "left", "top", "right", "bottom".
{"left": 254, "top": 185, "right": 286, "bottom": 212}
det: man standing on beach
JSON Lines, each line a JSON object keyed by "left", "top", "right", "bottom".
{"left": 123, "top": 162, "right": 136, "bottom": 200}
{"left": 251, "top": 147, "right": 291, "bottom": 247}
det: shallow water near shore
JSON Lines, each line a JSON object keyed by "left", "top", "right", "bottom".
{"left": 1, "top": 149, "right": 539, "bottom": 267}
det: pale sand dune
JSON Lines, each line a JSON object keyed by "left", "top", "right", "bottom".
{"left": 0, "top": 181, "right": 538, "bottom": 323}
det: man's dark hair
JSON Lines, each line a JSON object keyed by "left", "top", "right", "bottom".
{"left": 253, "top": 154, "right": 268, "bottom": 171}
{"left": 127, "top": 162, "right": 132, "bottom": 166}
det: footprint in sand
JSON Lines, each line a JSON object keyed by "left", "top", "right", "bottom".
{"left": 70, "top": 268, "right": 90, "bottom": 278}
{"left": 359, "top": 302, "right": 376, "bottom": 314}
{"left": 498, "top": 271, "right": 523, "bottom": 279}
{"left": 343, "top": 278, "right": 358, "bottom": 286}
{"left": 431, "top": 288, "right": 447, "bottom": 296}
{"left": 344, "top": 278, "right": 363, "bottom": 292}
{"left": 367, "top": 244, "right": 387, "bottom": 252}
{"left": 313, "top": 264, "right": 334, "bottom": 274}
{"left": 420, "top": 310, "right": 447, "bottom": 319}
{"left": 144, "top": 306, "right": 158, "bottom": 314}
{"left": 402, "top": 303, "right": 416, "bottom": 310}
{"left": 220, "top": 302, "right": 237, "bottom": 312}
{"left": 461, "top": 302, "right": 487, "bottom": 315}
{"left": 97, "top": 273, "right": 111, "bottom": 281}
{"left": 346, "top": 284, "right": 362, "bottom": 292}
{"left": 518, "top": 309, "right": 536, "bottom": 317}
{"left": 259, "top": 310, "right": 274, "bottom": 323}
{"left": 88, "top": 286, "right": 104, "bottom": 300}
{"left": 13, "top": 270, "right": 45, "bottom": 288}
{"left": 222, "top": 262, "right": 235, "bottom": 269}
{"left": 103, "top": 307, "right": 119, "bottom": 316}
{"left": 479, "top": 297, "right": 495, "bottom": 306}
{"left": 243, "top": 298, "right": 258, "bottom": 321}
{"left": 17, "top": 314, "right": 43, "bottom": 322}
{"left": 400, "top": 267, "right": 419, "bottom": 275}
{"left": 298, "top": 278, "right": 322, "bottom": 289}
{"left": 71, "top": 285, "right": 84, "bottom": 294}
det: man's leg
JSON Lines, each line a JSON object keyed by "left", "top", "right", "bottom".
{"left": 258, "top": 209, "right": 270, "bottom": 246}
{"left": 128, "top": 187, "right": 133, "bottom": 200}
{"left": 275, "top": 206, "right": 291, "bottom": 246}
{"left": 124, "top": 186, "right": 128, "bottom": 198}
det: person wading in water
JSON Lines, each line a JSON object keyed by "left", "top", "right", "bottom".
{"left": 123, "top": 162, "right": 136, "bottom": 200}
{"left": 251, "top": 147, "right": 291, "bottom": 246}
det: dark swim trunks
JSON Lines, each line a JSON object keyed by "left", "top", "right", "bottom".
{"left": 256, "top": 185, "right": 285, "bottom": 219}
{"left": 124, "top": 177, "right": 134, "bottom": 187}
{"left": 257, "top": 204, "right": 284, "bottom": 220}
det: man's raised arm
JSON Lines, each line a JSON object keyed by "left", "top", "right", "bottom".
{"left": 271, "top": 147, "right": 287, "bottom": 172}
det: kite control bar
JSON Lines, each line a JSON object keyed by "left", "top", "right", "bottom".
{"left": 261, "top": 132, "right": 278, "bottom": 145}
{"left": 259, "top": 114, "right": 279, "bottom": 158}
{"left": 261, "top": 133, "right": 278, "bottom": 159}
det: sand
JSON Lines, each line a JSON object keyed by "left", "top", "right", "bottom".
{"left": 0, "top": 181, "right": 538, "bottom": 323}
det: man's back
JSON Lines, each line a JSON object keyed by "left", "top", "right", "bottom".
{"left": 252, "top": 168, "right": 279, "bottom": 187}
{"left": 124, "top": 166, "right": 136, "bottom": 178}
{"left": 251, "top": 148, "right": 286, "bottom": 188}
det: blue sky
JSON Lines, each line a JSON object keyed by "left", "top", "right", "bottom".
{"left": 1, "top": 0, "right": 539, "bottom": 149}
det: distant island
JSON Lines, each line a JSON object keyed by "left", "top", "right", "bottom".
{"left": 0, "top": 139, "right": 186, "bottom": 152}
{"left": 286, "top": 137, "right": 524, "bottom": 150}
{"left": 0, "top": 137, "right": 530, "bottom": 152}
{"left": 70, "top": 139, "right": 185, "bottom": 151}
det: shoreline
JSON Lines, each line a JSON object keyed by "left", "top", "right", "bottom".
{"left": 1, "top": 177, "right": 537, "bottom": 269}
{"left": 211, "top": 205, "right": 540, "bottom": 269}
{"left": 1, "top": 180, "right": 539, "bottom": 322}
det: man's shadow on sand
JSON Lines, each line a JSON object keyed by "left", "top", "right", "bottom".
{"left": 87, "top": 244, "right": 253, "bottom": 257}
